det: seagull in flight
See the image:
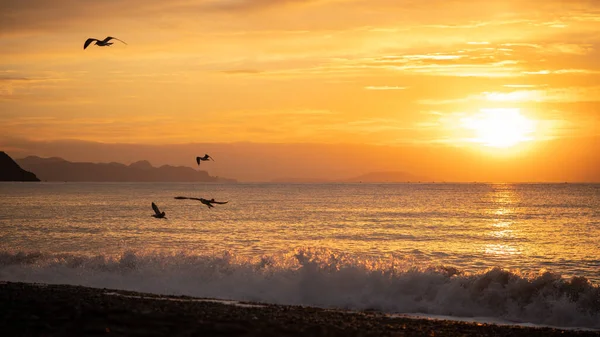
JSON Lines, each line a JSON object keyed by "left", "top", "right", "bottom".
{"left": 151, "top": 202, "right": 166, "bottom": 218}
{"left": 196, "top": 154, "right": 214, "bottom": 166}
{"left": 84, "top": 36, "right": 127, "bottom": 50}
{"left": 174, "top": 196, "right": 228, "bottom": 209}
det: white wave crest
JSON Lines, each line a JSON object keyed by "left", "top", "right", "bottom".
{"left": 1, "top": 248, "right": 599, "bottom": 328}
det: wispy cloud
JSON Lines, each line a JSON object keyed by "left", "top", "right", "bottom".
{"left": 503, "top": 84, "right": 547, "bottom": 88}
{"left": 0, "top": 0, "right": 317, "bottom": 35}
{"left": 419, "top": 86, "right": 600, "bottom": 105}
{"left": 364, "top": 86, "right": 407, "bottom": 90}
{"left": 523, "top": 69, "right": 600, "bottom": 75}
{"left": 545, "top": 43, "right": 595, "bottom": 55}
{"left": 0, "top": 75, "right": 69, "bottom": 99}
{"left": 402, "top": 54, "right": 464, "bottom": 61}
{"left": 263, "top": 50, "right": 524, "bottom": 78}
{"left": 220, "top": 69, "right": 263, "bottom": 75}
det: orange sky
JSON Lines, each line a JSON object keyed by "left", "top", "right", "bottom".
{"left": 1, "top": 0, "right": 599, "bottom": 181}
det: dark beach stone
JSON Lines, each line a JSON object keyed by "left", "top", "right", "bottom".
{"left": 0, "top": 281, "right": 598, "bottom": 337}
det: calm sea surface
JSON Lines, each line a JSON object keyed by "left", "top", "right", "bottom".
{"left": 1, "top": 182, "right": 599, "bottom": 328}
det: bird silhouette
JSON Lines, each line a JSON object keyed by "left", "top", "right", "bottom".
{"left": 196, "top": 154, "right": 214, "bottom": 166}
{"left": 174, "top": 196, "right": 228, "bottom": 209}
{"left": 84, "top": 36, "right": 127, "bottom": 50}
{"left": 151, "top": 202, "right": 166, "bottom": 218}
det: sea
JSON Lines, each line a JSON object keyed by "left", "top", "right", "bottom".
{"left": 1, "top": 182, "right": 599, "bottom": 329}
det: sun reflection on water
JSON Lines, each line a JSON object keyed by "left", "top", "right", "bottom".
{"left": 484, "top": 184, "right": 522, "bottom": 256}
{"left": 484, "top": 244, "right": 520, "bottom": 255}
{"left": 489, "top": 228, "right": 514, "bottom": 239}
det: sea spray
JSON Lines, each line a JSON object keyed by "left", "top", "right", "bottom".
{"left": 1, "top": 248, "right": 599, "bottom": 328}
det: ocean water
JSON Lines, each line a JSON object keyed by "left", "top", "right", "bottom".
{"left": 1, "top": 182, "right": 599, "bottom": 328}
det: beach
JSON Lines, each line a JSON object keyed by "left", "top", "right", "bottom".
{"left": 2, "top": 281, "right": 598, "bottom": 337}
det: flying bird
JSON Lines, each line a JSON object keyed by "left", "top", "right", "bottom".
{"left": 196, "top": 154, "right": 214, "bottom": 166}
{"left": 151, "top": 202, "right": 166, "bottom": 218}
{"left": 84, "top": 36, "right": 127, "bottom": 50}
{"left": 174, "top": 196, "right": 228, "bottom": 209}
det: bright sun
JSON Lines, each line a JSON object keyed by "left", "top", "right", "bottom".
{"left": 462, "top": 108, "right": 537, "bottom": 148}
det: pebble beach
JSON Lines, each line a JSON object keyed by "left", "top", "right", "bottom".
{"left": 2, "top": 281, "right": 598, "bottom": 337}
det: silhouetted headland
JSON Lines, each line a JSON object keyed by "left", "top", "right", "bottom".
{"left": 16, "top": 156, "right": 236, "bottom": 182}
{"left": 0, "top": 152, "right": 40, "bottom": 182}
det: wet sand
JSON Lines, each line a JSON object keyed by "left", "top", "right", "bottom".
{"left": 1, "top": 281, "right": 598, "bottom": 336}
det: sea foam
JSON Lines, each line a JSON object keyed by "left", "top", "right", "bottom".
{"left": 1, "top": 248, "right": 599, "bottom": 328}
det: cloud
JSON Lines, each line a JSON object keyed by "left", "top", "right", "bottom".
{"left": 503, "top": 84, "right": 547, "bottom": 88}
{"left": 0, "top": 0, "right": 318, "bottom": 36}
{"left": 0, "top": 77, "right": 28, "bottom": 96}
{"left": 0, "top": 115, "right": 181, "bottom": 143}
{"left": 322, "top": 117, "right": 433, "bottom": 144}
{"left": 0, "top": 75, "right": 69, "bottom": 99}
{"left": 265, "top": 48, "right": 524, "bottom": 78}
{"left": 364, "top": 86, "right": 407, "bottom": 90}
{"left": 220, "top": 69, "right": 263, "bottom": 75}
{"left": 545, "top": 43, "right": 595, "bottom": 55}
{"left": 197, "top": 0, "right": 318, "bottom": 11}
{"left": 419, "top": 86, "right": 600, "bottom": 105}
{"left": 402, "top": 54, "right": 464, "bottom": 61}
{"left": 523, "top": 69, "right": 600, "bottom": 75}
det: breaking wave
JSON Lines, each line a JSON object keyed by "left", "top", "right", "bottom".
{"left": 1, "top": 248, "right": 599, "bottom": 328}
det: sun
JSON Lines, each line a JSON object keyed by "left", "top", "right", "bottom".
{"left": 462, "top": 108, "right": 537, "bottom": 148}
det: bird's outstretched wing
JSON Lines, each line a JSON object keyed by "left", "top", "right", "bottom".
{"left": 211, "top": 201, "right": 228, "bottom": 204}
{"left": 84, "top": 38, "right": 98, "bottom": 50}
{"left": 152, "top": 202, "right": 161, "bottom": 215}
{"left": 196, "top": 157, "right": 201, "bottom": 165}
{"left": 174, "top": 196, "right": 203, "bottom": 201}
{"left": 208, "top": 155, "right": 214, "bottom": 161}
{"left": 106, "top": 36, "right": 127, "bottom": 45}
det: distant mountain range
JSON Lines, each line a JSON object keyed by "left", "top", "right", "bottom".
{"left": 16, "top": 156, "right": 236, "bottom": 182}
{"left": 3, "top": 153, "right": 423, "bottom": 183}
{"left": 0, "top": 152, "right": 40, "bottom": 181}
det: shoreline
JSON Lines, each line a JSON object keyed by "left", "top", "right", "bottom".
{"left": 1, "top": 281, "right": 598, "bottom": 336}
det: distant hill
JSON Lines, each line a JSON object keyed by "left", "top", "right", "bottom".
{"left": 16, "top": 156, "right": 236, "bottom": 183}
{"left": 0, "top": 152, "right": 40, "bottom": 181}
